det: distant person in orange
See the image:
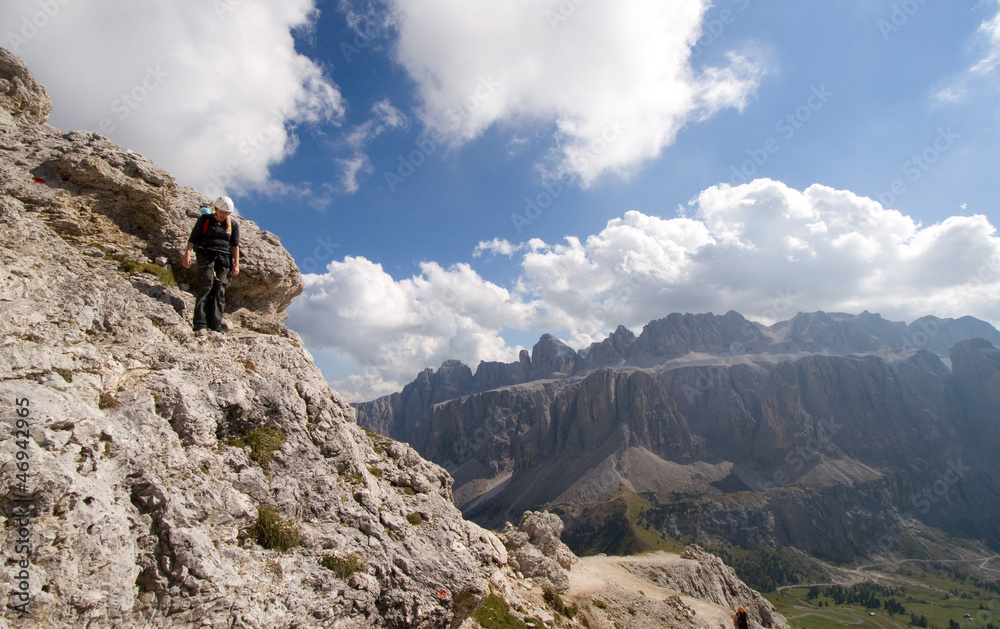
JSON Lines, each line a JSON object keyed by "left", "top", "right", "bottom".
{"left": 182, "top": 196, "right": 240, "bottom": 334}
{"left": 735, "top": 605, "right": 749, "bottom": 629}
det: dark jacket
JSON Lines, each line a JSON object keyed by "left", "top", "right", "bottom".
{"left": 735, "top": 610, "right": 749, "bottom": 629}
{"left": 188, "top": 214, "right": 240, "bottom": 253}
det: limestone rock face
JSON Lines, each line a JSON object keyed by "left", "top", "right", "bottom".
{"left": 499, "top": 511, "right": 577, "bottom": 593}
{"left": 653, "top": 545, "right": 787, "bottom": 629}
{"left": 529, "top": 333, "right": 578, "bottom": 380}
{"left": 581, "top": 324, "right": 636, "bottom": 366}
{"left": 0, "top": 47, "right": 51, "bottom": 125}
{"left": 0, "top": 52, "right": 302, "bottom": 317}
{"left": 566, "top": 549, "right": 789, "bottom": 629}
{"left": 0, "top": 49, "right": 520, "bottom": 629}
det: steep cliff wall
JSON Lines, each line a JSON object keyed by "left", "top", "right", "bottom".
{"left": 357, "top": 309, "right": 1000, "bottom": 561}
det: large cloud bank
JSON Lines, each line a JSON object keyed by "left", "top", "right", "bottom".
{"left": 1, "top": 0, "right": 343, "bottom": 196}
{"left": 288, "top": 179, "right": 1000, "bottom": 401}
{"left": 385, "top": 0, "right": 764, "bottom": 185}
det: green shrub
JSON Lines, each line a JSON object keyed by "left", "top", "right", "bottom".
{"left": 544, "top": 590, "right": 577, "bottom": 619}
{"left": 319, "top": 553, "right": 367, "bottom": 579}
{"left": 342, "top": 472, "right": 364, "bottom": 486}
{"left": 361, "top": 427, "right": 393, "bottom": 455}
{"left": 406, "top": 512, "right": 423, "bottom": 526}
{"left": 116, "top": 257, "right": 177, "bottom": 287}
{"left": 244, "top": 427, "right": 286, "bottom": 472}
{"left": 253, "top": 505, "right": 301, "bottom": 552}
{"left": 472, "top": 593, "right": 527, "bottom": 629}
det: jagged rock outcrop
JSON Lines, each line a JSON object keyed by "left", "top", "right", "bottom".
{"left": 650, "top": 545, "right": 785, "bottom": 629}
{"left": 0, "top": 48, "right": 51, "bottom": 125}
{"left": 498, "top": 511, "right": 577, "bottom": 593}
{"left": 529, "top": 334, "right": 578, "bottom": 380}
{"left": 565, "top": 548, "right": 789, "bottom": 629}
{"left": 1, "top": 48, "right": 302, "bottom": 317}
{"left": 580, "top": 324, "right": 636, "bottom": 366}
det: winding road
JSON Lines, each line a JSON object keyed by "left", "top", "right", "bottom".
{"left": 774, "top": 555, "right": 1000, "bottom": 628}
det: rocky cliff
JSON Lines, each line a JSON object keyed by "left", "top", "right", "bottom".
{"left": 1, "top": 48, "right": 786, "bottom": 629}
{"left": 356, "top": 310, "right": 1000, "bottom": 562}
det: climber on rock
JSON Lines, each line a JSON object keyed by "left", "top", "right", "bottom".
{"left": 182, "top": 195, "right": 240, "bottom": 335}
{"left": 735, "top": 605, "right": 750, "bottom": 629}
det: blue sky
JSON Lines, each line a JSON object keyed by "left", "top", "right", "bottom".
{"left": 5, "top": 0, "right": 1000, "bottom": 400}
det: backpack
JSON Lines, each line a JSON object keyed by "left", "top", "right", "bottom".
{"left": 200, "top": 213, "right": 233, "bottom": 236}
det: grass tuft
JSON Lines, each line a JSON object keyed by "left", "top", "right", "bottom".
{"left": 472, "top": 593, "right": 527, "bottom": 629}
{"left": 253, "top": 505, "right": 301, "bottom": 552}
{"left": 244, "top": 427, "right": 286, "bottom": 472}
{"left": 319, "top": 553, "right": 367, "bottom": 580}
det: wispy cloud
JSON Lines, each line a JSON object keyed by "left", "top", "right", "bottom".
{"left": 473, "top": 238, "right": 523, "bottom": 258}
{"left": 337, "top": 99, "right": 408, "bottom": 191}
{"left": 934, "top": 1, "right": 1000, "bottom": 102}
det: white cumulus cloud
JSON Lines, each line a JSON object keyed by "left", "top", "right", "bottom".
{"left": 289, "top": 178, "right": 1000, "bottom": 401}
{"left": 1, "top": 0, "right": 344, "bottom": 196}
{"left": 287, "top": 256, "right": 536, "bottom": 393}
{"left": 385, "top": 0, "right": 765, "bottom": 186}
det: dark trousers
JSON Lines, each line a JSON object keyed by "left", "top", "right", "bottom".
{"left": 193, "top": 249, "right": 231, "bottom": 331}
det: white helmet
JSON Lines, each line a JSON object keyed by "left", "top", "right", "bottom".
{"left": 212, "top": 195, "right": 236, "bottom": 215}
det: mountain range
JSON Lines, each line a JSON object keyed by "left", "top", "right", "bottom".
{"left": 356, "top": 310, "right": 1000, "bottom": 562}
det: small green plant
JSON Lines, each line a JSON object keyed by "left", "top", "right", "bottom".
{"left": 116, "top": 256, "right": 177, "bottom": 287}
{"left": 361, "top": 427, "right": 393, "bottom": 455}
{"left": 319, "top": 553, "right": 367, "bottom": 579}
{"left": 367, "top": 466, "right": 383, "bottom": 479}
{"left": 544, "top": 590, "right": 577, "bottom": 619}
{"left": 342, "top": 472, "right": 364, "bottom": 486}
{"left": 592, "top": 599, "right": 606, "bottom": 609}
{"left": 472, "top": 593, "right": 527, "bottom": 629}
{"left": 253, "top": 505, "right": 301, "bottom": 552}
{"left": 244, "top": 427, "right": 286, "bottom": 472}
{"left": 406, "top": 512, "right": 423, "bottom": 526}
{"left": 391, "top": 480, "right": 417, "bottom": 495}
